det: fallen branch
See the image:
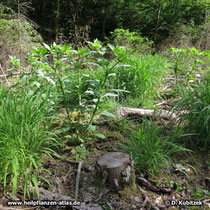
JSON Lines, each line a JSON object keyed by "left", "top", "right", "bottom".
{"left": 0, "top": 72, "right": 22, "bottom": 78}
{"left": 50, "top": 152, "right": 93, "bottom": 172}
{"left": 95, "top": 188, "right": 111, "bottom": 203}
{"left": 137, "top": 177, "right": 176, "bottom": 194}
{"left": 106, "top": 201, "right": 113, "bottom": 210}
{"left": 117, "top": 107, "right": 177, "bottom": 121}
{"left": 62, "top": 165, "right": 72, "bottom": 183}
{"left": 142, "top": 197, "right": 148, "bottom": 208}
{"left": 138, "top": 186, "right": 159, "bottom": 210}
{"left": 0, "top": 64, "right": 11, "bottom": 87}
{"left": 75, "top": 161, "right": 83, "bottom": 200}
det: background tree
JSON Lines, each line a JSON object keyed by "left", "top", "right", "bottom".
{"left": 0, "top": 0, "right": 208, "bottom": 48}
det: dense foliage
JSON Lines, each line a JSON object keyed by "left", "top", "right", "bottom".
{"left": 0, "top": 0, "right": 209, "bottom": 202}
{"left": 1, "top": 0, "right": 209, "bottom": 46}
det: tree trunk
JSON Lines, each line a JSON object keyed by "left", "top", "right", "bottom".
{"left": 154, "top": 0, "right": 162, "bottom": 43}
{"left": 55, "top": 0, "right": 60, "bottom": 43}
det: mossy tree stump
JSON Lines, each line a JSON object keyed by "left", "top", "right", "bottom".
{"left": 95, "top": 152, "right": 135, "bottom": 191}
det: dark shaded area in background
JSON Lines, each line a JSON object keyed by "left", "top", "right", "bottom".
{"left": 1, "top": 0, "right": 207, "bottom": 44}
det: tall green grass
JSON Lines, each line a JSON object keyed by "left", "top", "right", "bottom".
{"left": 173, "top": 78, "right": 210, "bottom": 151}
{"left": 0, "top": 88, "right": 58, "bottom": 198}
{"left": 122, "top": 120, "right": 188, "bottom": 174}
{"left": 115, "top": 54, "right": 169, "bottom": 99}
{"left": 91, "top": 53, "right": 170, "bottom": 107}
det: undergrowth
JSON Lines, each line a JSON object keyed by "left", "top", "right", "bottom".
{"left": 0, "top": 39, "right": 209, "bottom": 199}
{"left": 121, "top": 120, "right": 189, "bottom": 175}
{"left": 0, "top": 87, "right": 58, "bottom": 198}
{"left": 172, "top": 78, "right": 210, "bottom": 151}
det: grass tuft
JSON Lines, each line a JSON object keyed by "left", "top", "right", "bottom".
{"left": 172, "top": 78, "right": 210, "bottom": 151}
{"left": 0, "top": 88, "right": 58, "bottom": 198}
{"left": 122, "top": 120, "right": 189, "bottom": 175}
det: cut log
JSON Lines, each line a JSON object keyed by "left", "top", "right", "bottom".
{"left": 117, "top": 107, "right": 177, "bottom": 121}
{"left": 95, "top": 152, "right": 134, "bottom": 191}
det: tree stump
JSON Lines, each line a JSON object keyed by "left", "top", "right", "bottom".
{"left": 95, "top": 152, "right": 135, "bottom": 191}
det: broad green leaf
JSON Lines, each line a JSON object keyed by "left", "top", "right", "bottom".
{"left": 82, "top": 74, "right": 90, "bottom": 78}
{"left": 98, "top": 104, "right": 111, "bottom": 109}
{"left": 40, "top": 48, "right": 48, "bottom": 55}
{"left": 102, "top": 93, "right": 118, "bottom": 98}
{"left": 43, "top": 43, "right": 51, "bottom": 51}
{"left": 93, "top": 98, "right": 99, "bottom": 103}
{"left": 110, "top": 89, "right": 130, "bottom": 93}
{"left": 116, "top": 64, "right": 130, "bottom": 68}
{"left": 62, "top": 44, "right": 68, "bottom": 51}
{"left": 93, "top": 133, "right": 106, "bottom": 139}
{"left": 33, "top": 81, "right": 41, "bottom": 88}
{"left": 97, "top": 58, "right": 110, "bottom": 66}
{"left": 87, "top": 125, "right": 96, "bottom": 131}
{"left": 45, "top": 76, "right": 55, "bottom": 85}
{"left": 30, "top": 48, "right": 38, "bottom": 54}
{"left": 100, "top": 111, "right": 116, "bottom": 118}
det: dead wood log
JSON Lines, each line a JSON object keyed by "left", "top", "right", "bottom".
{"left": 95, "top": 152, "right": 134, "bottom": 191}
{"left": 117, "top": 107, "right": 177, "bottom": 121}
{"left": 137, "top": 177, "right": 176, "bottom": 194}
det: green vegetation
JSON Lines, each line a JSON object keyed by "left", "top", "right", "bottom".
{"left": 110, "top": 29, "right": 154, "bottom": 54}
{"left": 173, "top": 78, "right": 210, "bottom": 151}
{"left": 0, "top": 0, "right": 209, "bottom": 206}
{"left": 0, "top": 3, "right": 42, "bottom": 69}
{"left": 168, "top": 47, "right": 208, "bottom": 85}
{"left": 0, "top": 40, "right": 209, "bottom": 198}
{"left": 122, "top": 120, "right": 188, "bottom": 174}
{"left": 0, "top": 87, "right": 58, "bottom": 198}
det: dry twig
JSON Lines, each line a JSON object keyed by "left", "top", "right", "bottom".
{"left": 95, "top": 188, "right": 111, "bottom": 203}
{"left": 50, "top": 152, "right": 93, "bottom": 172}
{"left": 138, "top": 186, "right": 159, "bottom": 210}
{"left": 0, "top": 64, "right": 11, "bottom": 87}
{"left": 75, "top": 161, "right": 83, "bottom": 200}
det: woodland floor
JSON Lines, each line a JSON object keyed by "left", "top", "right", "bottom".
{"left": 0, "top": 75, "right": 209, "bottom": 210}
{"left": 0, "top": 137, "right": 209, "bottom": 210}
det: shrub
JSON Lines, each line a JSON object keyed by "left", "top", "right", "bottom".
{"left": 168, "top": 47, "right": 208, "bottom": 86}
{"left": 110, "top": 28, "right": 153, "bottom": 54}
{"left": 10, "top": 41, "right": 133, "bottom": 144}
{"left": 0, "top": 5, "right": 42, "bottom": 69}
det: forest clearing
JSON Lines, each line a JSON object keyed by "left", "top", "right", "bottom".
{"left": 0, "top": 1, "right": 209, "bottom": 209}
